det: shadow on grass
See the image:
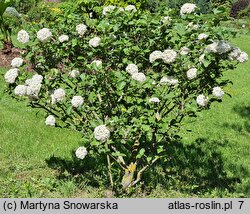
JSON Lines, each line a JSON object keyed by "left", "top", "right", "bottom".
{"left": 45, "top": 137, "right": 245, "bottom": 196}
{"left": 144, "top": 138, "right": 243, "bottom": 195}
{"left": 46, "top": 153, "right": 109, "bottom": 188}
{"left": 223, "top": 105, "right": 250, "bottom": 133}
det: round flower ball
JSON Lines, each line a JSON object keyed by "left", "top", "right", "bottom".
{"left": 205, "top": 42, "right": 219, "bottom": 53}
{"left": 237, "top": 51, "right": 248, "bottom": 63}
{"left": 125, "top": 5, "right": 137, "bottom": 12}
{"left": 186, "top": 68, "right": 197, "bottom": 80}
{"left": 149, "top": 97, "right": 160, "bottom": 103}
{"left": 179, "top": 47, "right": 190, "bottom": 56}
{"left": 58, "top": 34, "right": 69, "bottom": 43}
{"left": 14, "top": 85, "right": 27, "bottom": 96}
{"left": 149, "top": 50, "right": 163, "bottom": 63}
{"left": 162, "top": 49, "right": 177, "bottom": 64}
{"left": 71, "top": 96, "right": 84, "bottom": 108}
{"left": 11, "top": 57, "right": 23, "bottom": 68}
{"left": 132, "top": 72, "right": 146, "bottom": 82}
{"left": 76, "top": 24, "right": 87, "bottom": 36}
{"left": 51, "top": 88, "right": 66, "bottom": 104}
{"left": 196, "top": 94, "right": 209, "bottom": 107}
{"left": 89, "top": 37, "right": 101, "bottom": 47}
{"left": 180, "top": 3, "right": 197, "bottom": 16}
{"left": 103, "top": 5, "right": 116, "bottom": 16}
{"left": 126, "top": 64, "right": 138, "bottom": 75}
{"left": 212, "top": 87, "right": 224, "bottom": 99}
{"left": 161, "top": 16, "right": 172, "bottom": 24}
{"left": 31, "top": 74, "right": 43, "bottom": 84}
{"left": 75, "top": 146, "right": 88, "bottom": 159}
{"left": 91, "top": 60, "right": 102, "bottom": 67}
{"left": 17, "top": 30, "right": 29, "bottom": 44}
{"left": 198, "top": 33, "right": 208, "bottom": 41}
{"left": 45, "top": 115, "right": 56, "bottom": 126}
{"left": 37, "top": 28, "right": 52, "bottom": 42}
{"left": 94, "top": 125, "right": 110, "bottom": 142}
{"left": 4, "top": 68, "right": 19, "bottom": 84}
{"left": 69, "top": 70, "right": 80, "bottom": 78}
{"left": 216, "top": 41, "right": 232, "bottom": 54}
{"left": 187, "top": 22, "right": 199, "bottom": 30}
{"left": 160, "top": 76, "right": 178, "bottom": 86}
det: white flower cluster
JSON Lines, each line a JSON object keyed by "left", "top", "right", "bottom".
{"left": 149, "top": 97, "right": 160, "bottom": 103}
{"left": 75, "top": 146, "right": 88, "bottom": 159}
{"left": 11, "top": 57, "right": 23, "bottom": 68}
{"left": 162, "top": 16, "right": 172, "bottom": 24}
{"left": 103, "top": 5, "right": 116, "bottom": 16}
{"left": 94, "top": 125, "right": 110, "bottom": 141}
{"left": 196, "top": 94, "right": 208, "bottom": 107}
{"left": 71, "top": 96, "right": 84, "bottom": 108}
{"left": 179, "top": 47, "right": 190, "bottom": 56}
{"left": 26, "top": 74, "right": 43, "bottom": 98}
{"left": 51, "top": 88, "right": 66, "bottom": 104}
{"left": 126, "top": 64, "right": 146, "bottom": 82}
{"left": 187, "top": 22, "right": 199, "bottom": 30}
{"left": 126, "top": 64, "right": 138, "bottom": 75}
{"left": 17, "top": 30, "right": 29, "bottom": 44}
{"left": 37, "top": 28, "right": 52, "bottom": 42}
{"left": 205, "top": 41, "right": 231, "bottom": 54}
{"left": 160, "top": 76, "right": 178, "bottom": 86}
{"left": 149, "top": 51, "right": 163, "bottom": 63}
{"left": 91, "top": 60, "right": 102, "bottom": 67}
{"left": 180, "top": 3, "right": 197, "bottom": 16}
{"left": 76, "top": 24, "right": 87, "bottom": 36}
{"left": 212, "top": 86, "right": 224, "bottom": 98}
{"left": 150, "top": 49, "right": 177, "bottom": 64}
{"left": 14, "top": 85, "right": 27, "bottom": 96}
{"left": 103, "top": 5, "right": 136, "bottom": 15}
{"left": 229, "top": 48, "right": 248, "bottom": 63}
{"left": 118, "top": 7, "right": 125, "bottom": 12}
{"left": 198, "top": 33, "right": 208, "bottom": 40}
{"left": 162, "top": 49, "right": 177, "bottom": 64}
{"left": 216, "top": 41, "right": 232, "bottom": 54}
{"left": 199, "top": 54, "right": 205, "bottom": 64}
{"left": 89, "top": 37, "right": 101, "bottom": 47}
{"left": 125, "top": 5, "right": 137, "bottom": 12}
{"left": 186, "top": 68, "right": 197, "bottom": 80}
{"left": 69, "top": 70, "right": 80, "bottom": 78}
{"left": 4, "top": 68, "right": 19, "bottom": 84}
{"left": 58, "top": 35, "right": 69, "bottom": 43}
{"left": 132, "top": 72, "right": 146, "bottom": 82}
{"left": 13, "top": 74, "right": 43, "bottom": 97}
{"left": 45, "top": 115, "right": 56, "bottom": 126}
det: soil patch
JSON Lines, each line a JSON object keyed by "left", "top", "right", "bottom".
{"left": 0, "top": 48, "right": 22, "bottom": 68}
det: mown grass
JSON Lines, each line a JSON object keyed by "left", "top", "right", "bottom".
{"left": 0, "top": 33, "right": 249, "bottom": 198}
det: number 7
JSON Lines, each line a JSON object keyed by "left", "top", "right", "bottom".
{"left": 238, "top": 201, "right": 244, "bottom": 209}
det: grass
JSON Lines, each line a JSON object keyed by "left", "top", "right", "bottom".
{"left": 0, "top": 33, "right": 249, "bottom": 198}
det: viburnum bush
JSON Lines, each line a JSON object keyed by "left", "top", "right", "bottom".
{"left": 5, "top": 2, "right": 248, "bottom": 190}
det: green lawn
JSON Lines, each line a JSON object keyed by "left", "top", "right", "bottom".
{"left": 0, "top": 33, "right": 249, "bottom": 198}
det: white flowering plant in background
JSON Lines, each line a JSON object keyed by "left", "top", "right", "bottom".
{"left": 6, "top": 1, "right": 248, "bottom": 191}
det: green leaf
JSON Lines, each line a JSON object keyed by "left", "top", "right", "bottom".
{"left": 90, "top": 140, "right": 101, "bottom": 146}
{"left": 136, "top": 148, "right": 145, "bottom": 159}
{"left": 117, "top": 81, "right": 126, "bottom": 90}
{"left": 157, "top": 146, "right": 164, "bottom": 154}
{"left": 67, "top": 106, "right": 72, "bottom": 115}
{"left": 71, "top": 39, "right": 78, "bottom": 47}
{"left": 112, "top": 151, "right": 126, "bottom": 157}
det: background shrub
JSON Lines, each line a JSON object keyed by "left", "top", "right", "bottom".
{"left": 237, "top": 4, "right": 250, "bottom": 18}
{"left": 12, "top": 0, "right": 39, "bottom": 14}
{"left": 230, "top": 0, "right": 250, "bottom": 18}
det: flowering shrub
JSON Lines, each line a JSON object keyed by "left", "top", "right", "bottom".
{"left": 5, "top": 2, "right": 248, "bottom": 190}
